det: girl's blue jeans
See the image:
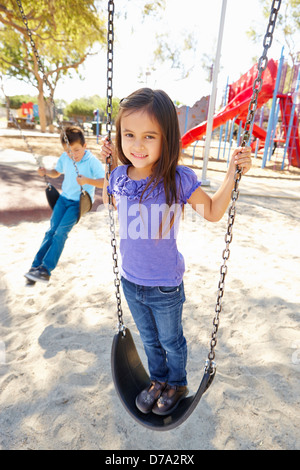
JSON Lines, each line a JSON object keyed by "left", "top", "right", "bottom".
{"left": 32, "top": 196, "right": 79, "bottom": 274}
{"left": 121, "top": 276, "right": 187, "bottom": 386}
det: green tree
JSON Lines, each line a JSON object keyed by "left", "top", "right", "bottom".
{"left": 65, "top": 98, "right": 95, "bottom": 120}
{"left": 64, "top": 95, "right": 120, "bottom": 124}
{"left": 0, "top": 0, "right": 105, "bottom": 131}
{"left": 6, "top": 94, "right": 37, "bottom": 108}
{"left": 152, "top": 31, "right": 197, "bottom": 80}
{"left": 115, "top": 0, "right": 166, "bottom": 20}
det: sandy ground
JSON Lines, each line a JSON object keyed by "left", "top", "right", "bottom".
{"left": 0, "top": 132, "right": 299, "bottom": 450}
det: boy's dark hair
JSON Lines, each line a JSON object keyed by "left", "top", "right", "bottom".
{"left": 60, "top": 125, "right": 85, "bottom": 146}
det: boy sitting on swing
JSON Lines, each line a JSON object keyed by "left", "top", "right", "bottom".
{"left": 24, "top": 125, "right": 105, "bottom": 284}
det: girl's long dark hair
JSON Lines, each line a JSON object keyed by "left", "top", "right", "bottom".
{"left": 115, "top": 88, "right": 181, "bottom": 207}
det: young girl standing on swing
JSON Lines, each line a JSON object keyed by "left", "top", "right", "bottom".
{"left": 101, "top": 88, "right": 251, "bottom": 416}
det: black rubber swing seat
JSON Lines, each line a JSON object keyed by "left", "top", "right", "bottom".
{"left": 111, "top": 328, "right": 215, "bottom": 431}
{"left": 45, "top": 184, "right": 92, "bottom": 221}
{"left": 78, "top": 190, "right": 92, "bottom": 222}
{"left": 45, "top": 184, "right": 60, "bottom": 210}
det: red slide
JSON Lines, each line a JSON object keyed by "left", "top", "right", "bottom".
{"left": 181, "top": 59, "right": 277, "bottom": 148}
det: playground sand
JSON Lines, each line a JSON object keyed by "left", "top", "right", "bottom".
{"left": 0, "top": 139, "right": 299, "bottom": 450}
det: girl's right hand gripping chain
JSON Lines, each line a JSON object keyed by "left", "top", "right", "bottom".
{"left": 100, "top": 136, "right": 117, "bottom": 169}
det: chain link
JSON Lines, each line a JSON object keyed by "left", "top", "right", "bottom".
{"left": 240, "top": 0, "right": 282, "bottom": 148}
{"left": 106, "top": 0, "right": 114, "bottom": 144}
{"left": 105, "top": 1, "right": 125, "bottom": 335}
{"left": 206, "top": 0, "right": 282, "bottom": 373}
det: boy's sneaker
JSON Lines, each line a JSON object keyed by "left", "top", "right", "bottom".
{"left": 135, "top": 380, "right": 166, "bottom": 414}
{"left": 25, "top": 266, "right": 50, "bottom": 283}
{"left": 24, "top": 267, "right": 38, "bottom": 285}
{"left": 152, "top": 384, "right": 189, "bottom": 416}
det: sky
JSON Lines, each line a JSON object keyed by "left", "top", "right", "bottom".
{"left": 2, "top": 0, "right": 289, "bottom": 108}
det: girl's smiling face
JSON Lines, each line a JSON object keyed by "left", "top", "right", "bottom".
{"left": 121, "top": 109, "right": 163, "bottom": 179}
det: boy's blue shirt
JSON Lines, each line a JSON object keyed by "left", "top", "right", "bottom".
{"left": 55, "top": 149, "right": 105, "bottom": 202}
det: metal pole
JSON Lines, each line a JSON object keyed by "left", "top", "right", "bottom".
{"left": 237, "top": 120, "right": 243, "bottom": 146}
{"left": 262, "top": 46, "right": 284, "bottom": 168}
{"left": 227, "top": 116, "right": 237, "bottom": 164}
{"left": 96, "top": 109, "right": 99, "bottom": 144}
{"left": 254, "top": 106, "right": 264, "bottom": 158}
{"left": 182, "top": 105, "right": 189, "bottom": 155}
{"left": 217, "top": 77, "right": 229, "bottom": 160}
{"left": 281, "top": 67, "right": 300, "bottom": 169}
{"left": 202, "top": 0, "right": 227, "bottom": 186}
{"left": 268, "top": 97, "right": 281, "bottom": 161}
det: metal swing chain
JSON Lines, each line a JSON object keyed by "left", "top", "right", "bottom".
{"left": 206, "top": 0, "right": 282, "bottom": 373}
{"left": 15, "top": 0, "right": 82, "bottom": 181}
{"left": 105, "top": 0, "right": 125, "bottom": 335}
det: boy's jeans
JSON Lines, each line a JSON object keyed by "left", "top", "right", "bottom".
{"left": 32, "top": 196, "right": 79, "bottom": 274}
{"left": 121, "top": 276, "right": 187, "bottom": 386}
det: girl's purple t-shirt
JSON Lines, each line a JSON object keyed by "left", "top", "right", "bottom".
{"left": 108, "top": 165, "right": 201, "bottom": 286}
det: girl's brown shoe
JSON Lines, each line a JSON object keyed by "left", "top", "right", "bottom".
{"left": 152, "top": 384, "right": 188, "bottom": 416}
{"left": 135, "top": 380, "right": 166, "bottom": 414}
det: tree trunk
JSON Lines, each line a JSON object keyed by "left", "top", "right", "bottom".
{"left": 6, "top": 97, "right": 10, "bottom": 124}
{"left": 32, "top": 52, "right": 47, "bottom": 132}
{"left": 45, "top": 97, "right": 55, "bottom": 133}
{"left": 37, "top": 85, "right": 47, "bottom": 133}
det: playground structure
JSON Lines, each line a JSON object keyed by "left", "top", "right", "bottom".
{"left": 7, "top": 101, "right": 39, "bottom": 129}
{"left": 176, "top": 96, "right": 210, "bottom": 136}
{"left": 181, "top": 53, "right": 300, "bottom": 169}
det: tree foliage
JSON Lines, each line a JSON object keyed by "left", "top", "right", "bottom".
{"left": 153, "top": 31, "right": 197, "bottom": 80}
{"left": 0, "top": 0, "right": 168, "bottom": 131}
{"left": 7, "top": 93, "right": 37, "bottom": 108}
{"left": 247, "top": 0, "right": 300, "bottom": 66}
{"left": 64, "top": 95, "right": 120, "bottom": 122}
{"left": 115, "top": 0, "right": 166, "bottom": 21}
{"left": 0, "top": 0, "right": 106, "bottom": 130}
